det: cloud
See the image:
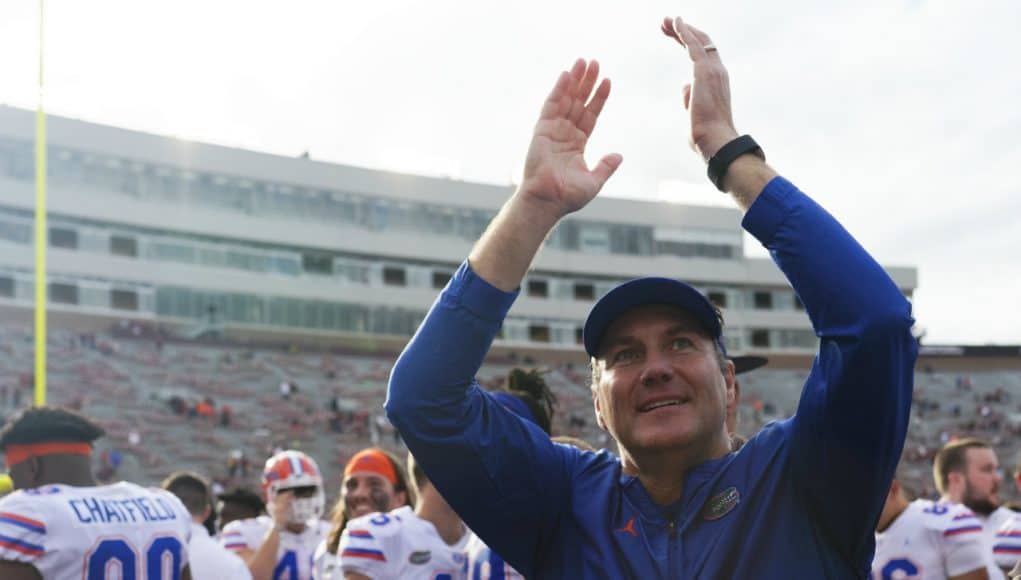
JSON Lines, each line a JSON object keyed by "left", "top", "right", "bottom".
{"left": 0, "top": 0, "right": 1017, "bottom": 342}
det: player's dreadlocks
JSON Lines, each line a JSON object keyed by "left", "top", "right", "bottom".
{"left": 505, "top": 367, "right": 558, "bottom": 435}
{"left": 0, "top": 406, "right": 105, "bottom": 450}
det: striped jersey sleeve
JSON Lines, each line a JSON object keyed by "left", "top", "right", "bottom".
{"left": 0, "top": 492, "right": 48, "bottom": 563}
{"left": 940, "top": 507, "right": 990, "bottom": 577}
{"left": 337, "top": 512, "right": 406, "bottom": 578}
{"left": 994, "top": 512, "right": 1021, "bottom": 570}
{"left": 220, "top": 516, "right": 267, "bottom": 552}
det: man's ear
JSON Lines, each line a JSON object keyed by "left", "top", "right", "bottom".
{"left": 592, "top": 390, "right": 606, "bottom": 431}
{"left": 947, "top": 471, "right": 964, "bottom": 491}
{"left": 726, "top": 364, "right": 739, "bottom": 410}
{"left": 27, "top": 457, "right": 41, "bottom": 487}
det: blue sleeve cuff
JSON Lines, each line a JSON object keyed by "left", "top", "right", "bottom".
{"left": 741, "top": 176, "right": 802, "bottom": 246}
{"left": 442, "top": 260, "right": 520, "bottom": 323}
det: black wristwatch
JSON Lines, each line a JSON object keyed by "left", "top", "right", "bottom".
{"left": 707, "top": 135, "right": 765, "bottom": 192}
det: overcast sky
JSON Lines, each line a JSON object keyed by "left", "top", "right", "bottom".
{"left": 1, "top": 0, "right": 1018, "bottom": 344}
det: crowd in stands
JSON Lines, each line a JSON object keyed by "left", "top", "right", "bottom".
{"left": 0, "top": 320, "right": 1019, "bottom": 509}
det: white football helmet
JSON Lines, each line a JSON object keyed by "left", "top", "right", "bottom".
{"left": 262, "top": 450, "right": 325, "bottom": 524}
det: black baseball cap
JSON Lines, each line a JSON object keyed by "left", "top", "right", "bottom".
{"left": 731, "top": 355, "right": 769, "bottom": 375}
{"left": 583, "top": 277, "right": 723, "bottom": 358}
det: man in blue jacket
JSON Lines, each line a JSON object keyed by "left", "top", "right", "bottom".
{"left": 386, "top": 16, "right": 917, "bottom": 579}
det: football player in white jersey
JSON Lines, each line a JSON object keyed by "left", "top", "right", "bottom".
{"left": 992, "top": 453, "right": 1021, "bottom": 574}
{"left": 336, "top": 451, "right": 470, "bottom": 579}
{"left": 873, "top": 477, "right": 991, "bottom": 579}
{"left": 0, "top": 406, "right": 193, "bottom": 580}
{"left": 161, "top": 471, "right": 252, "bottom": 580}
{"left": 936, "top": 439, "right": 1012, "bottom": 578}
{"left": 314, "top": 448, "right": 415, "bottom": 580}
{"left": 222, "top": 450, "right": 329, "bottom": 580}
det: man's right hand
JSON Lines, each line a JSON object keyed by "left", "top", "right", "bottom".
{"left": 467, "top": 59, "right": 621, "bottom": 292}
{"left": 518, "top": 59, "right": 622, "bottom": 219}
{"left": 269, "top": 490, "right": 293, "bottom": 527}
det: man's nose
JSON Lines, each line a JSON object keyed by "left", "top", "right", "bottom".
{"left": 639, "top": 352, "right": 674, "bottom": 387}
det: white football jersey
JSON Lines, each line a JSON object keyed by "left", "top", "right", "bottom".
{"left": 872, "top": 499, "right": 990, "bottom": 580}
{"left": 465, "top": 532, "right": 523, "bottom": 580}
{"left": 336, "top": 505, "right": 469, "bottom": 579}
{"left": 0, "top": 482, "right": 191, "bottom": 579}
{"left": 993, "top": 510, "right": 1021, "bottom": 572}
{"left": 311, "top": 539, "right": 340, "bottom": 580}
{"left": 220, "top": 515, "right": 328, "bottom": 580}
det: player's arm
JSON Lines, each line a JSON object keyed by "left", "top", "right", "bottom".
{"left": 994, "top": 516, "right": 1021, "bottom": 573}
{"left": 181, "top": 564, "right": 193, "bottom": 580}
{"left": 241, "top": 493, "right": 291, "bottom": 580}
{"left": 386, "top": 59, "right": 620, "bottom": 577}
{"left": 663, "top": 15, "right": 917, "bottom": 564}
{"left": 0, "top": 562, "right": 42, "bottom": 580}
{"left": 344, "top": 573, "right": 371, "bottom": 580}
{"left": 939, "top": 509, "right": 993, "bottom": 580}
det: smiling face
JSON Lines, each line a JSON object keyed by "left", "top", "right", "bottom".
{"left": 342, "top": 471, "right": 405, "bottom": 519}
{"left": 591, "top": 304, "right": 735, "bottom": 462}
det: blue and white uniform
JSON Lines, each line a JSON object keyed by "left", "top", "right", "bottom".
{"left": 221, "top": 515, "right": 328, "bottom": 580}
{"left": 994, "top": 510, "right": 1021, "bottom": 572}
{"left": 466, "top": 533, "right": 523, "bottom": 580}
{"left": 0, "top": 481, "right": 191, "bottom": 579}
{"left": 872, "top": 499, "right": 992, "bottom": 579}
{"left": 386, "top": 177, "right": 918, "bottom": 578}
{"left": 330, "top": 505, "right": 469, "bottom": 579}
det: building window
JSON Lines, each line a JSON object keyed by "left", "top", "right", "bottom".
{"left": 302, "top": 253, "right": 334, "bottom": 275}
{"left": 750, "top": 329, "right": 770, "bottom": 348}
{"left": 0, "top": 275, "right": 13, "bottom": 298}
{"left": 529, "top": 324, "right": 551, "bottom": 343}
{"left": 49, "top": 227, "right": 78, "bottom": 249}
{"left": 431, "top": 270, "right": 452, "bottom": 289}
{"left": 110, "top": 235, "right": 138, "bottom": 257}
{"left": 753, "top": 291, "right": 773, "bottom": 310}
{"left": 794, "top": 295, "right": 805, "bottom": 310}
{"left": 579, "top": 225, "right": 610, "bottom": 254}
{"left": 778, "top": 329, "right": 816, "bottom": 348}
{"left": 575, "top": 327, "right": 584, "bottom": 345}
{"left": 708, "top": 291, "right": 727, "bottom": 308}
{"left": 574, "top": 283, "right": 595, "bottom": 301}
{"left": 0, "top": 219, "right": 31, "bottom": 245}
{"left": 49, "top": 282, "right": 78, "bottom": 305}
{"left": 111, "top": 289, "right": 139, "bottom": 311}
{"left": 383, "top": 266, "right": 406, "bottom": 287}
{"left": 527, "top": 279, "right": 549, "bottom": 298}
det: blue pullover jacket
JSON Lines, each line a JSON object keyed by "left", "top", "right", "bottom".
{"left": 386, "top": 177, "right": 917, "bottom": 579}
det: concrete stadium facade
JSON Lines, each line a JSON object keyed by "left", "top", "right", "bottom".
{"left": 0, "top": 105, "right": 917, "bottom": 356}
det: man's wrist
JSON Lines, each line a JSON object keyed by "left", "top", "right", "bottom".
{"left": 695, "top": 129, "right": 740, "bottom": 163}
{"left": 507, "top": 187, "right": 567, "bottom": 233}
{"left": 721, "top": 155, "right": 777, "bottom": 210}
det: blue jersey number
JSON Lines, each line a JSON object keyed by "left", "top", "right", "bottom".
{"left": 87, "top": 536, "right": 183, "bottom": 579}
{"left": 923, "top": 503, "right": 949, "bottom": 515}
{"left": 273, "top": 550, "right": 298, "bottom": 580}
{"left": 879, "top": 558, "right": 919, "bottom": 580}
{"left": 471, "top": 546, "right": 509, "bottom": 580}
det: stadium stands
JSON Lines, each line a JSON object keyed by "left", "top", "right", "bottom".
{"left": 1, "top": 322, "right": 1018, "bottom": 507}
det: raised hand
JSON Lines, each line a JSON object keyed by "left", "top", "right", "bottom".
{"left": 270, "top": 489, "right": 294, "bottom": 526}
{"left": 519, "top": 59, "right": 623, "bottom": 218}
{"left": 661, "top": 17, "right": 740, "bottom": 162}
